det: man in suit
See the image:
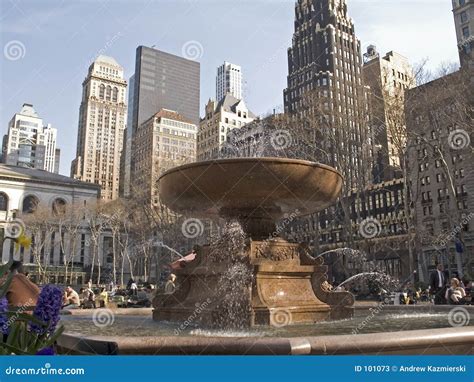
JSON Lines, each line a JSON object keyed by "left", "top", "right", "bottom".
{"left": 430, "top": 263, "right": 447, "bottom": 305}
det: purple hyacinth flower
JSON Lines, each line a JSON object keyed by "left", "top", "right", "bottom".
{"left": 36, "top": 347, "right": 55, "bottom": 355}
{"left": 30, "top": 285, "right": 63, "bottom": 335}
{"left": 0, "top": 297, "right": 8, "bottom": 335}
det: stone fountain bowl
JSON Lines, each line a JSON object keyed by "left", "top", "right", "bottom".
{"left": 158, "top": 158, "right": 342, "bottom": 236}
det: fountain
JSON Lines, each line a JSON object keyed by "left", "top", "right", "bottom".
{"left": 152, "top": 157, "right": 354, "bottom": 327}
{"left": 56, "top": 157, "right": 474, "bottom": 355}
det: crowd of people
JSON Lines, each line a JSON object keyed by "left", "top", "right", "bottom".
{"left": 3, "top": 261, "right": 168, "bottom": 311}
{"left": 3, "top": 259, "right": 470, "bottom": 311}
{"left": 429, "top": 263, "right": 471, "bottom": 305}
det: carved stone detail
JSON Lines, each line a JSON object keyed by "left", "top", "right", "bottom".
{"left": 311, "top": 272, "right": 355, "bottom": 307}
{"left": 253, "top": 243, "right": 299, "bottom": 261}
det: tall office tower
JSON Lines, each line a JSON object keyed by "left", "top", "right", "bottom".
{"left": 119, "top": 75, "right": 135, "bottom": 198}
{"left": 363, "top": 47, "right": 414, "bottom": 182}
{"left": 2, "top": 103, "right": 60, "bottom": 173}
{"left": 131, "top": 109, "right": 197, "bottom": 205}
{"left": 452, "top": 0, "right": 473, "bottom": 68}
{"left": 131, "top": 46, "right": 200, "bottom": 133}
{"left": 216, "top": 62, "right": 243, "bottom": 103}
{"left": 71, "top": 55, "right": 127, "bottom": 201}
{"left": 197, "top": 95, "right": 255, "bottom": 161}
{"left": 54, "top": 148, "right": 61, "bottom": 173}
{"left": 283, "top": 0, "right": 371, "bottom": 188}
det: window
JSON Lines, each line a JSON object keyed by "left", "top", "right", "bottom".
{"left": 99, "top": 84, "right": 105, "bottom": 99}
{"left": 112, "top": 87, "right": 118, "bottom": 102}
{"left": 461, "top": 11, "right": 468, "bottom": 23}
{"left": 52, "top": 198, "right": 67, "bottom": 216}
{"left": 22, "top": 195, "right": 39, "bottom": 214}
{"left": 0, "top": 193, "right": 8, "bottom": 211}
{"left": 462, "top": 26, "right": 470, "bottom": 38}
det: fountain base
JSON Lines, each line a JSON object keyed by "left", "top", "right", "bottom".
{"left": 153, "top": 239, "right": 354, "bottom": 328}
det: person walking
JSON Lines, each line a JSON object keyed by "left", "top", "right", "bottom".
{"left": 130, "top": 280, "right": 138, "bottom": 296}
{"left": 430, "top": 263, "right": 447, "bottom": 305}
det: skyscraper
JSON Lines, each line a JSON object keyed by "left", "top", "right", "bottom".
{"left": 283, "top": 0, "right": 371, "bottom": 188}
{"left": 452, "top": 0, "right": 473, "bottom": 68}
{"left": 363, "top": 47, "right": 414, "bottom": 182}
{"left": 2, "top": 103, "right": 60, "bottom": 173}
{"left": 216, "top": 62, "right": 243, "bottom": 102}
{"left": 131, "top": 46, "right": 200, "bottom": 132}
{"left": 119, "top": 74, "right": 135, "bottom": 198}
{"left": 71, "top": 55, "right": 127, "bottom": 201}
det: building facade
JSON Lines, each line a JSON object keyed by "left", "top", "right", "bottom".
{"left": 283, "top": 0, "right": 371, "bottom": 189}
{"left": 363, "top": 47, "right": 414, "bottom": 182}
{"left": 71, "top": 55, "right": 127, "bottom": 201}
{"left": 131, "top": 46, "right": 200, "bottom": 132}
{"left": 286, "top": 178, "right": 410, "bottom": 282}
{"left": 119, "top": 74, "right": 135, "bottom": 198}
{"left": 131, "top": 109, "right": 197, "bottom": 205}
{"left": 216, "top": 61, "right": 243, "bottom": 102}
{"left": 406, "top": 69, "right": 473, "bottom": 282}
{"left": 2, "top": 104, "right": 60, "bottom": 173}
{"left": 452, "top": 0, "right": 474, "bottom": 68}
{"left": 0, "top": 164, "right": 103, "bottom": 285}
{"left": 197, "top": 94, "right": 255, "bottom": 161}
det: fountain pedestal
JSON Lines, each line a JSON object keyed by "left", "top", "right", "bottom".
{"left": 153, "top": 238, "right": 353, "bottom": 328}
{"left": 153, "top": 158, "right": 355, "bottom": 328}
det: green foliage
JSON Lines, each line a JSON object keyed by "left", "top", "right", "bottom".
{"left": 0, "top": 260, "right": 64, "bottom": 355}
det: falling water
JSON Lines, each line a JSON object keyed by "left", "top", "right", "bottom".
{"left": 153, "top": 240, "right": 183, "bottom": 259}
{"left": 313, "top": 247, "right": 366, "bottom": 261}
{"left": 207, "top": 222, "right": 253, "bottom": 329}
{"left": 338, "top": 272, "right": 400, "bottom": 292}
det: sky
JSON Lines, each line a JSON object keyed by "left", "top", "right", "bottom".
{"left": 0, "top": 0, "right": 460, "bottom": 175}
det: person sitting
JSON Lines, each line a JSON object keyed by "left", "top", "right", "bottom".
{"left": 6, "top": 261, "right": 39, "bottom": 312}
{"left": 63, "top": 286, "right": 80, "bottom": 310}
{"left": 445, "top": 278, "right": 466, "bottom": 305}
{"left": 164, "top": 274, "right": 176, "bottom": 294}
{"left": 98, "top": 287, "right": 108, "bottom": 308}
